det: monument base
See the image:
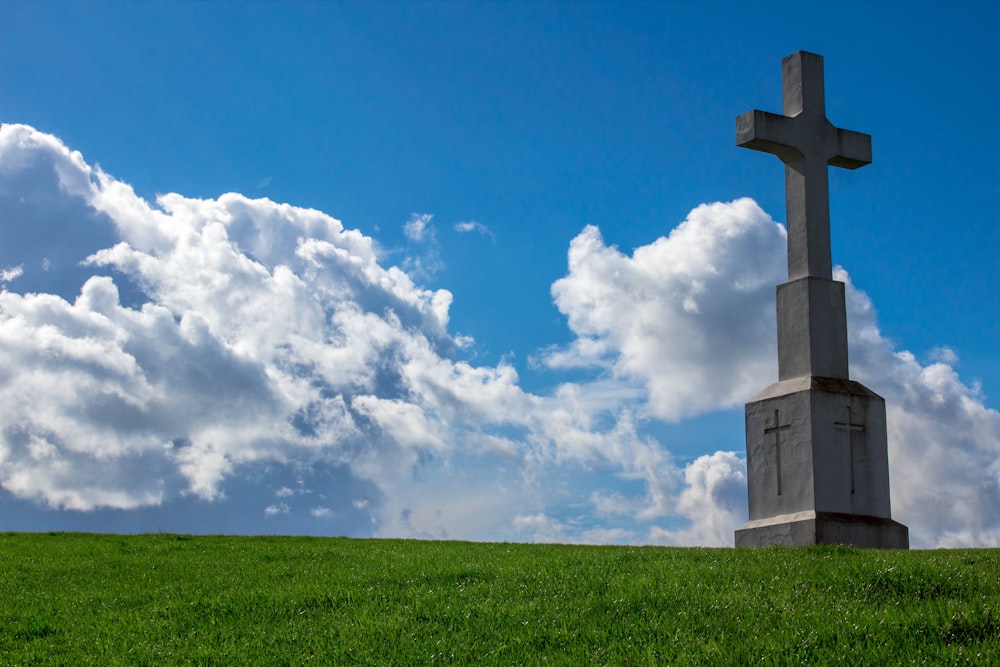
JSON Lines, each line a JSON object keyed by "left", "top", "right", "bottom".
{"left": 739, "top": 376, "right": 908, "bottom": 549}
{"left": 735, "top": 510, "right": 909, "bottom": 549}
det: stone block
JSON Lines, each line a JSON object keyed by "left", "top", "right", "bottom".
{"left": 740, "top": 376, "right": 900, "bottom": 547}
{"left": 735, "top": 511, "right": 909, "bottom": 549}
{"left": 776, "top": 278, "right": 849, "bottom": 380}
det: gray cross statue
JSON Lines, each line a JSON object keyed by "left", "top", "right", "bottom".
{"left": 734, "top": 51, "right": 909, "bottom": 550}
{"left": 736, "top": 51, "right": 871, "bottom": 281}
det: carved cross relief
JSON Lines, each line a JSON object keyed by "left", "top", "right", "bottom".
{"left": 834, "top": 405, "right": 865, "bottom": 494}
{"left": 763, "top": 409, "right": 792, "bottom": 496}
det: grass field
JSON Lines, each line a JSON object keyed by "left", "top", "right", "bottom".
{"left": 1, "top": 533, "right": 998, "bottom": 665}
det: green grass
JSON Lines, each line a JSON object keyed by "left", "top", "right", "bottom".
{"left": 1, "top": 534, "right": 998, "bottom": 665}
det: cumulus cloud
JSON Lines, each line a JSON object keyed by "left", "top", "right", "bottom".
{"left": 0, "top": 124, "right": 465, "bottom": 518}
{"left": 0, "top": 124, "right": 679, "bottom": 541}
{"left": 0, "top": 123, "right": 995, "bottom": 547}
{"left": 547, "top": 199, "right": 785, "bottom": 421}
{"left": 647, "top": 452, "right": 748, "bottom": 546}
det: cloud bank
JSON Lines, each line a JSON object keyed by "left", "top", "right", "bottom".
{"left": 0, "top": 124, "right": 996, "bottom": 547}
{"left": 546, "top": 199, "right": 785, "bottom": 421}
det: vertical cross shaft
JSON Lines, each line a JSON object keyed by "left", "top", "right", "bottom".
{"left": 736, "top": 51, "right": 872, "bottom": 281}
{"left": 737, "top": 51, "right": 870, "bottom": 381}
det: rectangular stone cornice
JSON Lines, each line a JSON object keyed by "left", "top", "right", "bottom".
{"left": 749, "top": 376, "right": 883, "bottom": 402}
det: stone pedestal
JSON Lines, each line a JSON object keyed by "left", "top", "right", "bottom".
{"left": 734, "top": 376, "right": 908, "bottom": 548}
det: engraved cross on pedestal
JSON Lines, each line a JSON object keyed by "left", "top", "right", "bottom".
{"left": 764, "top": 409, "right": 791, "bottom": 496}
{"left": 834, "top": 406, "right": 865, "bottom": 494}
{"left": 736, "top": 51, "right": 871, "bottom": 282}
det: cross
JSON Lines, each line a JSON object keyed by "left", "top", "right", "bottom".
{"left": 834, "top": 406, "right": 865, "bottom": 494}
{"left": 764, "top": 409, "right": 791, "bottom": 496}
{"left": 736, "top": 51, "right": 871, "bottom": 281}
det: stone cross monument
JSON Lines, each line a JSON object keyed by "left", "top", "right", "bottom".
{"left": 733, "top": 51, "right": 908, "bottom": 548}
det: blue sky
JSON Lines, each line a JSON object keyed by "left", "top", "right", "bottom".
{"left": 0, "top": 2, "right": 996, "bottom": 546}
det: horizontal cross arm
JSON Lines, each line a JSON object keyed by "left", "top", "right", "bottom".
{"left": 736, "top": 110, "right": 800, "bottom": 162}
{"left": 828, "top": 129, "right": 872, "bottom": 169}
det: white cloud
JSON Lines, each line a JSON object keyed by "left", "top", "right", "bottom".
{"left": 401, "top": 213, "right": 443, "bottom": 280}
{"left": 0, "top": 124, "right": 462, "bottom": 515}
{"left": 0, "top": 123, "right": 996, "bottom": 548}
{"left": 404, "top": 213, "right": 433, "bottom": 243}
{"left": 1, "top": 265, "right": 23, "bottom": 283}
{"left": 265, "top": 503, "right": 290, "bottom": 517}
{"left": 0, "top": 125, "right": 674, "bottom": 538}
{"left": 647, "top": 452, "right": 747, "bottom": 546}
{"left": 454, "top": 220, "right": 495, "bottom": 241}
{"left": 547, "top": 199, "right": 785, "bottom": 421}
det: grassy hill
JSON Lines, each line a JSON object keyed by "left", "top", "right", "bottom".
{"left": 1, "top": 533, "right": 998, "bottom": 665}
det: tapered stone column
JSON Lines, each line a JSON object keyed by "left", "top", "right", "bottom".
{"left": 733, "top": 52, "right": 908, "bottom": 549}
